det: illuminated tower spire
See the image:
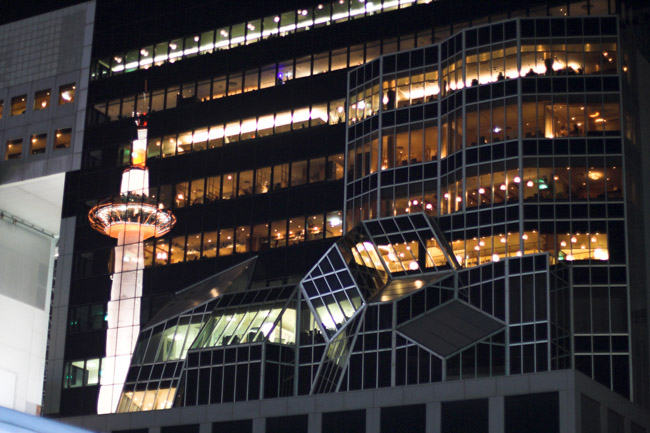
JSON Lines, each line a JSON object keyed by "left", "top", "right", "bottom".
{"left": 89, "top": 113, "right": 175, "bottom": 414}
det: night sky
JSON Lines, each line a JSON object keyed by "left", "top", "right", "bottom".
{"left": 0, "top": 0, "right": 89, "bottom": 25}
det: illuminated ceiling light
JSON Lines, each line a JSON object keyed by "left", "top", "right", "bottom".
{"left": 478, "top": 187, "right": 485, "bottom": 194}
{"left": 318, "top": 4, "right": 324, "bottom": 9}
{"left": 409, "top": 261, "right": 419, "bottom": 270}
{"left": 456, "top": 196, "right": 462, "bottom": 202}
{"left": 493, "top": 126, "right": 502, "bottom": 133}
{"left": 623, "top": 65, "right": 628, "bottom": 72}
{"left": 594, "top": 248, "right": 609, "bottom": 261}
{"left": 479, "top": 240, "right": 485, "bottom": 246}
{"left": 412, "top": 199, "right": 419, "bottom": 206}
{"left": 516, "top": 251, "right": 522, "bottom": 257}
{"left": 382, "top": 94, "right": 389, "bottom": 105}
{"left": 61, "top": 92, "right": 72, "bottom": 101}
{"left": 443, "top": 193, "right": 450, "bottom": 199}
{"left": 514, "top": 176, "right": 521, "bottom": 183}
{"left": 492, "top": 254, "right": 500, "bottom": 262}
{"left": 301, "top": 9, "right": 308, "bottom": 16}
{"left": 140, "top": 49, "right": 149, "bottom": 56}
{"left": 500, "top": 184, "right": 507, "bottom": 191}
{"left": 526, "top": 180, "right": 534, "bottom": 187}
{"left": 588, "top": 171, "right": 603, "bottom": 180}
{"left": 193, "top": 35, "right": 200, "bottom": 42}
{"left": 169, "top": 43, "right": 177, "bottom": 50}
{"left": 474, "top": 245, "right": 480, "bottom": 251}
{"left": 522, "top": 233, "right": 528, "bottom": 240}
{"left": 566, "top": 254, "right": 574, "bottom": 261}
{"left": 589, "top": 111, "right": 600, "bottom": 118}
{"left": 500, "top": 237, "right": 506, "bottom": 244}
{"left": 358, "top": 100, "right": 366, "bottom": 109}
{"left": 337, "top": 105, "right": 344, "bottom": 113}
{"left": 247, "top": 23, "right": 255, "bottom": 31}
{"left": 425, "top": 203, "right": 433, "bottom": 210}
{"left": 273, "top": 16, "right": 280, "bottom": 23}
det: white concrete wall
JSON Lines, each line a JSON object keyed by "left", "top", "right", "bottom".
{"left": 0, "top": 217, "right": 55, "bottom": 414}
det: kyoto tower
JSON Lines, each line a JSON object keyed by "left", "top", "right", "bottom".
{"left": 88, "top": 114, "right": 175, "bottom": 413}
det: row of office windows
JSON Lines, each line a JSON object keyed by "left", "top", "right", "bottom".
{"left": 92, "top": 0, "right": 432, "bottom": 78}
{"left": 155, "top": 154, "right": 344, "bottom": 209}
{"left": 0, "top": 84, "right": 75, "bottom": 118}
{"left": 142, "top": 211, "right": 343, "bottom": 267}
{"left": 351, "top": 42, "right": 618, "bottom": 123}
{"left": 351, "top": 227, "right": 608, "bottom": 274}
{"left": 118, "top": 99, "right": 346, "bottom": 162}
{"left": 75, "top": 395, "right": 650, "bottom": 433}
{"left": 347, "top": 172, "right": 623, "bottom": 230}
{"left": 349, "top": 17, "right": 617, "bottom": 121}
{"left": 91, "top": 30, "right": 433, "bottom": 124}
{"left": 3, "top": 128, "right": 72, "bottom": 160}
{"left": 93, "top": 30, "right": 618, "bottom": 132}
{"left": 93, "top": 0, "right": 613, "bottom": 81}
{"left": 347, "top": 97, "right": 620, "bottom": 180}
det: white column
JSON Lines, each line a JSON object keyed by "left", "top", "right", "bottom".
{"left": 97, "top": 226, "right": 146, "bottom": 413}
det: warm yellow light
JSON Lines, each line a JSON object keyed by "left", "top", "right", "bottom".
{"left": 588, "top": 171, "right": 603, "bottom": 180}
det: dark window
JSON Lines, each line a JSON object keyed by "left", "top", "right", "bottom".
{"left": 212, "top": 419, "right": 252, "bottom": 433}
{"left": 322, "top": 409, "right": 365, "bottom": 433}
{"left": 505, "top": 392, "right": 559, "bottom": 433}
{"left": 580, "top": 394, "right": 601, "bottom": 433}
{"left": 607, "top": 409, "right": 624, "bottom": 433}
{"left": 441, "top": 399, "right": 488, "bottom": 433}
{"left": 381, "top": 404, "right": 425, "bottom": 433}
{"left": 161, "top": 425, "right": 199, "bottom": 433}
{"left": 266, "top": 415, "right": 308, "bottom": 433}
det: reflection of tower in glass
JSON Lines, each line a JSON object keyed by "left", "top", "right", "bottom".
{"left": 89, "top": 114, "right": 175, "bottom": 414}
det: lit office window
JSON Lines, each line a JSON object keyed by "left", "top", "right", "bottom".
{"left": 10, "top": 95, "right": 26, "bottom": 116}
{"left": 0, "top": 100, "right": 3, "bottom": 118}
{"left": 30, "top": 133, "right": 47, "bottom": 155}
{"left": 59, "top": 84, "right": 76, "bottom": 104}
{"left": 5, "top": 138, "right": 22, "bottom": 160}
{"left": 63, "top": 358, "right": 102, "bottom": 388}
{"left": 34, "top": 89, "right": 51, "bottom": 110}
{"left": 54, "top": 128, "right": 72, "bottom": 149}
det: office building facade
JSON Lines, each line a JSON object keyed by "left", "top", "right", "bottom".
{"left": 41, "top": 0, "right": 650, "bottom": 431}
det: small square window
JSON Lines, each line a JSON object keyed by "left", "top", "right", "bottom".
{"left": 0, "top": 100, "right": 4, "bottom": 119}
{"left": 11, "top": 95, "right": 27, "bottom": 116}
{"left": 5, "top": 138, "right": 23, "bottom": 160}
{"left": 59, "top": 83, "right": 76, "bottom": 105}
{"left": 34, "top": 89, "right": 51, "bottom": 110}
{"left": 54, "top": 128, "right": 72, "bottom": 149}
{"left": 30, "top": 133, "right": 47, "bottom": 155}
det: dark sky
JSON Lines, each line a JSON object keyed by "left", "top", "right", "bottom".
{"left": 0, "top": 0, "right": 88, "bottom": 25}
